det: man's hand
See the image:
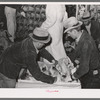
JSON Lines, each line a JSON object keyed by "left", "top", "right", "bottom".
{"left": 53, "top": 74, "right": 61, "bottom": 83}
{"left": 52, "top": 60, "right": 58, "bottom": 66}
{"left": 71, "top": 67, "right": 77, "bottom": 75}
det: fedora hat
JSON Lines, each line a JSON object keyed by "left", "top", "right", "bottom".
{"left": 64, "top": 17, "right": 82, "bottom": 33}
{"left": 29, "top": 27, "right": 51, "bottom": 43}
{"left": 97, "top": 6, "right": 100, "bottom": 13}
{"left": 81, "top": 11, "right": 92, "bottom": 21}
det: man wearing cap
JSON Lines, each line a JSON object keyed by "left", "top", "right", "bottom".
{"left": 0, "top": 27, "right": 57, "bottom": 88}
{"left": 81, "top": 11, "right": 100, "bottom": 44}
{"left": 64, "top": 17, "right": 100, "bottom": 88}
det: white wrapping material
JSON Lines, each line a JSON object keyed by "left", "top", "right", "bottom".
{"left": 16, "top": 76, "right": 81, "bottom": 89}
{"left": 16, "top": 57, "right": 81, "bottom": 88}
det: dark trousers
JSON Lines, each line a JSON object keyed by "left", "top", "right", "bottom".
{"left": 80, "top": 71, "right": 100, "bottom": 89}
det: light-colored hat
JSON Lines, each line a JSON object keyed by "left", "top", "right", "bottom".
{"left": 29, "top": 27, "right": 51, "bottom": 43}
{"left": 97, "top": 6, "right": 100, "bottom": 13}
{"left": 64, "top": 17, "right": 82, "bottom": 33}
{"left": 81, "top": 11, "right": 92, "bottom": 21}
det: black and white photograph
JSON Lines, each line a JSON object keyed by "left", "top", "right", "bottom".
{"left": 1, "top": 2, "right": 100, "bottom": 98}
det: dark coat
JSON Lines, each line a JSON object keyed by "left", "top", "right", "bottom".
{"left": 69, "top": 30, "right": 100, "bottom": 88}
{"left": 91, "top": 20, "right": 100, "bottom": 41}
{"left": 70, "top": 30, "right": 100, "bottom": 79}
{"left": 82, "top": 20, "right": 100, "bottom": 42}
{"left": 0, "top": 37, "right": 55, "bottom": 84}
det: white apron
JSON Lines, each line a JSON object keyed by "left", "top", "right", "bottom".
{"left": 41, "top": 4, "right": 68, "bottom": 61}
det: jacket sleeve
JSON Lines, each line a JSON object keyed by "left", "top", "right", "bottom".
{"left": 40, "top": 4, "right": 57, "bottom": 30}
{"left": 26, "top": 50, "right": 55, "bottom": 84}
{"left": 39, "top": 48, "right": 55, "bottom": 62}
{"left": 73, "top": 41, "right": 92, "bottom": 79}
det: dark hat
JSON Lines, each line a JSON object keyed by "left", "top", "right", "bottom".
{"left": 29, "top": 27, "right": 51, "bottom": 43}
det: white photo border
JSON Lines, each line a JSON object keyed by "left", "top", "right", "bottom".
{"left": 0, "top": 2, "right": 100, "bottom": 98}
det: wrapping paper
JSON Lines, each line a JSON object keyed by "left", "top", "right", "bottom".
{"left": 16, "top": 58, "right": 81, "bottom": 88}
{"left": 16, "top": 76, "right": 81, "bottom": 89}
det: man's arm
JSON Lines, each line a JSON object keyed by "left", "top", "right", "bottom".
{"left": 39, "top": 48, "right": 55, "bottom": 62}
{"left": 73, "top": 41, "right": 92, "bottom": 79}
{"left": 26, "top": 50, "right": 56, "bottom": 84}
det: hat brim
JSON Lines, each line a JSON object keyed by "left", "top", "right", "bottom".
{"left": 81, "top": 16, "right": 92, "bottom": 22}
{"left": 64, "top": 21, "right": 83, "bottom": 33}
{"left": 29, "top": 33, "right": 51, "bottom": 44}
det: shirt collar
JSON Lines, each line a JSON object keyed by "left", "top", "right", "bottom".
{"left": 33, "top": 42, "right": 39, "bottom": 53}
{"left": 76, "top": 30, "right": 83, "bottom": 44}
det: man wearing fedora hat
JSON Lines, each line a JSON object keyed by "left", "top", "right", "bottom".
{"left": 0, "top": 27, "right": 57, "bottom": 88}
{"left": 97, "top": 9, "right": 100, "bottom": 23}
{"left": 81, "top": 11, "right": 100, "bottom": 45}
{"left": 64, "top": 17, "right": 100, "bottom": 88}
